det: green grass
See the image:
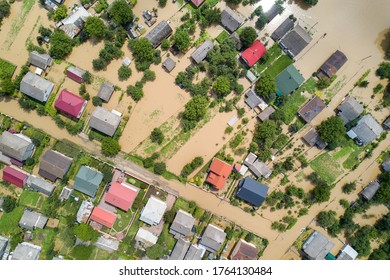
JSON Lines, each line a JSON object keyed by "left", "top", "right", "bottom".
{"left": 53, "top": 140, "right": 82, "bottom": 158}
{"left": 298, "top": 77, "right": 317, "bottom": 94}
{"left": 126, "top": 212, "right": 141, "bottom": 241}
{"left": 256, "top": 43, "right": 282, "bottom": 73}
{"left": 216, "top": 30, "right": 229, "bottom": 44}
{"left": 206, "top": 0, "right": 219, "bottom": 7}
{"left": 127, "top": 154, "right": 144, "bottom": 167}
{"left": 263, "top": 55, "right": 293, "bottom": 78}
{"left": 173, "top": 197, "right": 196, "bottom": 214}
{"left": 33, "top": 228, "right": 56, "bottom": 259}
{"left": 277, "top": 91, "right": 307, "bottom": 124}
{"left": 19, "top": 190, "right": 45, "bottom": 208}
{"left": 333, "top": 147, "right": 353, "bottom": 160}
{"left": 0, "top": 58, "right": 17, "bottom": 79}
{"left": 343, "top": 145, "right": 364, "bottom": 169}
{"left": 310, "top": 153, "right": 344, "bottom": 184}
{"left": 113, "top": 208, "right": 134, "bottom": 232}
{"left": 0, "top": 206, "right": 24, "bottom": 235}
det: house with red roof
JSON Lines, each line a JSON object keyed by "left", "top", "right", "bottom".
{"left": 2, "top": 166, "right": 29, "bottom": 188}
{"left": 206, "top": 157, "right": 233, "bottom": 190}
{"left": 55, "top": 89, "right": 87, "bottom": 119}
{"left": 105, "top": 182, "right": 139, "bottom": 211}
{"left": 191, "top": 0, "right": 205, "bottom": 7}
{"left": 241, "top": 40, "right": 266, "bottom": 68}
{"left": 89, "top": 207, "right": 116, "bottom": 228}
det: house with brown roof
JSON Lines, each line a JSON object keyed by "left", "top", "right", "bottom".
{"left": 302, "top": 127, "right": 327, "bottom": 149}
{"left": 38, "top": 150, "right": 73, "bottom": 182}
{"left": 205, "top": 157, "right": 233, "bottom": 190}
{"left": 317, "top": 50, "right": 347, "bottom": 79}
{"left": 298, "top": 96, "right": 326, "bottom": 123}
{"left": 230, "top": 239, "right": 259, "bottom": 260}
{"left": 257, "top": 106, "right": 276, "bottom": 122}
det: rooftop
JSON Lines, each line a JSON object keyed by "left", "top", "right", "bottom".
{"left": 55, "top": 89, "right": 87, "bottom": 119}
{"left": 347, "top": 114, "right": 383, "bottom": 145}
{"left": 275, "top": 64, "right": 305, "bottom": 95}
{"left": 74, "top": 166, "right": 103, "bottom": 197}
{"left": 337, "top": 96, "right": 363, "bottom": 124}
{"left": 318, "top": 50, "right": 348, "bottom": 79}
{"left": 241, "top": 40, "right": 266, "bottom": 67}
{"left": 206, "top": 157, "right": 233, "bottom": 190}
{"left": 39, "top": 149, "right": 73, "bottom": 182}
{"left": 236, "top": 177, "right": 269, "bottom": 207}
{"left": 0, "top": 131, "right": 34, "bottom": 162}
{"left": 169, "top": 210, "right": 196, "bottom": 239}
{"left": 280, "top": 24, "right": 312, "bottom": 57}
{"left": 221, "top": 6, "right": 243, "bottom": 33}
{"left": 191, "top": 39, "right": 214, "bottom": 64}
{"left": 97, "top": 82, "right": 114, "bottom": 102}
{"left": 89, "top": 107, "right": 121, "bottom": 137}
{"left": 90, "top": 207, "right": 116, "bottom": 228}
{"left": 19, "top": 209, "right": 48, "bottom": 230}
{"left": 298, "top": 96, "right": 326, "bottom": 123}
{"left": 140, "top": 196, "right": 167, "bottom": 226}
{"left": 230, "top": 239, "right": 259, "bottom": 260}
{"left": 145, "top": 20, "right": 173, "bottom": 48}
{"left": 169, "top": 238, "right": 191, "bottom": 260}
{"left": 199, "top": 224, "right": 227, "bottom": 253}
{"left": 12, "top": 242, "right": 41, "bottom": 260}
{"left": 302, "top": 231, "right": 334, "bottom": 260}
{"left": 105, "top": 182, "right": 139, "bottom": 211}
{"left": 28, "top": 51, "right": 53, "bottom": 70}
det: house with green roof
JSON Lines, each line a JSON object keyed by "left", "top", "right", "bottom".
{"left": 275, "top": 65, "right": 305, "bottom": 96}
{"left": 73, "top": 166, "right": 103, "bottom": 197}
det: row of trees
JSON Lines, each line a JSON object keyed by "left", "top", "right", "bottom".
{"left": 181, "top": 157, "right": 204, "bottom": 177}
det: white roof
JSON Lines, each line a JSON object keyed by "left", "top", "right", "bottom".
{"left": 135, "top": 228, "right": 158, "bottom": 245}
{"left": 239, "top": 165, "right": 248, "bottom": 176}
{"left": 227, "top": 115, "right": 238, "bottom": 127}
{"left": 76, "top": 200, "right": 94, "bottom": 223}
{"left": 139, "top": 196, "right": 167, "bottom": 226}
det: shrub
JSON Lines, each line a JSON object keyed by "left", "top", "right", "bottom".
{"left": 153, "top": 162, "right": 166, "bottom": 175}
{"left": 127, "top": 85, "right": 143, "bottom": 101}
{"left": 2, "top": 196, "right": 16, "bottom": 213}
{"left": 150, "top": 128, "right": 164, "bottom": 144}
{"left": 101, "top": 137, "right": 121, "bottom": 156}
{"left": 118, "top": 65, "right": 132, "bottom": 80}
{"left": 92, "top": 96, "right": 102, "bottom": 107}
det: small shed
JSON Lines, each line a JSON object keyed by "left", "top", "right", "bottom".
{"left": 122, "top": 57, "right": 131, "bottom": 67}
{"left": 97, "top": 82, "right": 115, "bottom": 102}
{"left": 76, "top": 200, "right": 94, "bottom": 223}
{"left": 2, "top": 166, "right": 28, "bottom": 188}
{"left": 257, "top": 106, "right": 276, "bottom": 122}
{"left": 19, "top": 209, "right": 48, "bottom": 230}
{"left": 66, "top": 66, "right": 86, "bottom": 84}
{"left": 302, "top": 127, "right": 327, "bottom": 149}
{"left": 162, "top": 57, "right": 176, "bottom": 73}
{"left": 360, "top": 180, "right": 380, "bottom": 201}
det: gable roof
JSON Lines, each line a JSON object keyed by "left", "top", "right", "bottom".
{"left": 336, "top": 244, "right": 358, "bottom": 260}
{"left": 105, "top": 182, "right": 139, "bottom": 211}
{"left": 28, "top": 51, "right": 53, "bottom": 70}
{"left": 90, "top": 207, "right": 116, "bottom": 228}
{"left": 2, "top": 166, "right": 29, "bottom": 187}
{"left": 145, "top": 20, "right": 173, "bottom": 48}
{"left": 169, "top": 238, "right": 191, "bottom": 260}
{"left": 76, "top": 200, "right": 94, "bottom": 223}
{"left": 140, "top": 196, "right": 167, "bottom": 226}
{"left": 280, "top": 24, "right": 312, "bottom": 57}
{"left": 162, "top": 57, "right": 176, "bottom": 72}
{"left": 302, "top": 231, "right": 334, "bottom": 260}
{"left": 360, "top": 180, "right": 380, "bottom": 200}
{"left": 318, "top": 50, "right": 347, "bottom": 78}
{"left": 191, "top": 0, "right": 205, "bottom": 7}
{"left": 89, "top": 107, "right": 121, "bottom": 137}
{"left": 19, "top": 209, "right": 48, "bottom": 230}
{"left": 302, "top": 127, "right": 326, "bottom": 148}
{"left": 206, "top": 157, "right": 233, "bottom": 190}
{"left": 20, "top": 72, "right": 54, "bottom": 102}
{"left": 66, "top": 66, "right": 86, "bottom": 83}
{"left": 244, "top": 152, "right": 257, "bottom": 166}
{"left": 257, "top": 106, "right": 276, "bottom": 122}
{"left": 298, "top": 96, "right": 326, "bottom": 123}
{"left": 0, "top": 131, "right": 34, "bottom": 162}
{"left": 265, "top": 4, "right": 282, "bottom": 23}
{"left": 184, "top": 244, "right": 204, "bottom": 260}
{"left": 191, "top": 39, "right": 214, "bottom": 64}
{"left": 275, "top": 64, "right": 305, "bottom": 95}
{"left": 230, "top": 239, "right": 259, "bottom": 260}
{"left": 39, "top": 150, "right": 73, "bottom": 181}
{"left": 59, "top": 6, "right": 91, "bottom": 39}
{"left": 200, "top": 224, "right": 226, "bottom": 253}
{"left": 55, "top": 89, "right": 87, "bottom": 118}
{"left": 248, "top": 159, "right": 272, "bottom": 178}
{"left": 12, "top": 242, "right": 41, "bottom": 260}
{"left": 73, "top": 166, "right": 103, "bottom": 197}
{"left": 337, "top": 96, "right": 363, "bottom": 124}
{"left": 236, "top": 177, "right": 269, "bottom": 207}
{"left": 27, "top": 175, "right": 55, "bottom": 196}
{"left": 384, "top": 116, "right": 390, "bottom": 129}
{"left": 271, "top": 17, "right": 294, "bottom": 41}
{"left": 97, "top": 82, "right": 114, "bottom": 102}
{"left": 221, "top": 7, "right": 243, "bottom": 33}
{"left": 169, "top": 210, "right": 196, "bottom": 238}
{"left": 241, "top": 40, "right": 266, "bottom": 67}
{"left": 245, "top": 88, "right": 268, "bottom": 110}
{"left": 135, "top": 227, "right": 158, "bottom": 247}
{"left": 347, "top": 114, "right": 383, "bottom": 145}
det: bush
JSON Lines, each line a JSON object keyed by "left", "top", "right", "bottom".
{"left": 164, "top": 209, "right": 176, "bottom": 223}
{"left": 342, "top": 182, "right": 356, "bottom": 194}
{"left": 49, "top": 30, "right": 73, "bottom": 59}
{"left": 118, "top": 65, "right": 132, "bottom": 80}
{"left": 92, "top": 96, "right": 102, "bottom": 107}
{"left": 153, "top": 162, "right": 166, "bottom": 175}
{"left": 71, "top": 245, "right": 93, "bottom": 260}
{"left": 101, "top": 137, "right": 121, "bottom": 156}
{"left": 150, "top": 128, "right": 164, "bottom": 144}
{"left": 92, "top": 58, "right": 107, "bottom": 71}
{"left": 239, "top": 27, "right": 257, "bottom": 49}
{"left": 161, "top": 39, "right": 170, "bottom": 51}
{"left": 127, "top": 85, "right": 144, "bottom": 101}
{"left": 73, "top": 224, "right": 100, "bottom": 242}
{"left": 2, "top": 196, "right": 16, "bottom": 213}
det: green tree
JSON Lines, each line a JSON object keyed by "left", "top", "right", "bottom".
{"left": 101, "top": 137, "right": 121, "bottom": 156}
{"left": 225, "top": 0, "right": 242, "bottom": 4}
{"left": 2, "top": 196, "right": 16, "bottom": 213}
{"left": 142, "top": 69, "right": 156, "bottom": 82}
{"left": 172, "top": 28, "right": 191, "bottom": 52}
{"left": 317, "top": 116, "right": 346, "bottom": 148}
{"left": 118, "top": 65, "right": 132, "bottom": 80}
{"left": 127, "top": 85, "right": 143, "bottom": 101}
{"left": 376, "top": 62, "right": 390, "bottom": 79}
{"left": 84, "top": 16, "right": 106, "bottom": 40}
{"left": 0, "top": 79, "right": 15, "bottom": 96}
{"left": 374, "top": 171, "right": 390, "bottom": 205}
{"left": 0, "top": 0, "right": 11, "bottom": 20}
{"left": 108, "top": 0, "right": 134, "bottom": 26}
{"left": 317, "top": 210, "right": 338, "bottom": 228}
{"left": 342, "top": 182, "right": 356, "bottom": 194}
{"left": 164, "top": 209, "right": 176, "bottom": 223}
{"left": 245, "top": 232, "right": 254, "bottom": 242}
{"left": 182, "top": 95, "right": 209, "bottom": 131}
{"left": 73, "top": 224, "right": 100, "bottom": 242}
{"left": 53, "top": 4, "right": 67, "bottom": 22}
{"left": 213, "top": 76, "right": 231, "bottom": 97}
{"left": 255, "top": 73, "right": 277, "bottom": 103}
{"left": 92, "top": 58, "right": 107, "bottom": 71}
{"left": 316, "top": 77, "right": 332, "bottom": 89}
{"left": 161, "top": 39, "right": 170, "bottom": 51}
{"left": 82, "top": 71, "right": 92, "bottom": 84}
{"left": 49, "top": 30, "right": 73, "bottom": 59}
{"left": 311, "top": 184, "right": 331, "bottom": 203}
{"left": 71, "top": 245, "right": 93, "bottom": 260}
{"left": 255, "top": 9, "right": 268, "bottom": 30}
{"left": 304, "top": 0, "right": 318, "bottom": 5}
{"left": 153, "top": 162, "right": 166, "bottom": 175}
{"left": 128, "top": 38, "right": 154, "bottom": 71}
{"left": 158, "top": 0, "right": 168, "bottom": 7}
{"left": 376, "top": 213, "right": 390, "bottom": 232}
{"left": 150, "top": 128, "right": 164, "bottom": 144}
{"left": 92, "top": 96, "right": 102, "bottom": 107}
{"left": 239, "top": 27, "right": 257, "bottom": 49}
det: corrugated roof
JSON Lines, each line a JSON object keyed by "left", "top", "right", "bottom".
{"left": 39, "top": 150, "right": 73, "bottom": 181}
{"left": 105, "top": 182, "right": 139, "bottom": 211}
{"left": 20, "top": 72, "right": 54, "bottom": 102}
{"left": 28, "top": 51, "right": 53, "bottom": 70}
{"left": 245, "top": 88, "right": 268, "bottom": 110}
{"left": 145, "top": 20, "right": 173, "bottom": 48}
{"left": 184, "top": 244, "right": 204, "bottom": 260}
{"left": 236, "top": 177, "right": 269, "bottom": 207}
{"left": 97, "top": 82, "right": 114, "bottom": 102}
{"left": 302, "top": 231, "right": 334, "bottom": 260}
{"left": 140, "top": 196, "right": 167, "bottom": 226}
{"left": 27, "top": 175, "right": 55, "bottom": 195}
{"left": 169, "top": 238, "right": 191, "bottom": 260}
{"left": 199, "top": 224, "right": 226, "bottom": 253}
{"left": 162, "top": 57, "right": 176, "bottom": 72}
{"left": 318, "top": 50, "right": 347, "bottom": 78}
{"left": 360, "top": 180, "right": 380, "bottom": 200}
{"left": 241, "top": 40, "right": 266, "bottom": 67}
{"left": 275, "top": 64, "right": 304, "bottom": 95}
{"left": 74, "top": 166, "right": 103, "bottom": 197}
{"left": 348, "top": 114, "right": 383, "bottom": 145}
{"left": 89, "top": 107, "right": 121, "bottom": 137}
{"left": 191, "top": 39, "right": 214, "bottom": 64}
{"left": 0, "top": 131, "right": 34, "bottom": 162}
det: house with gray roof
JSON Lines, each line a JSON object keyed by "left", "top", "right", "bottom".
{"left": 337, "top": 96, "right": 363, "bottom": 124}
{"left": 20, "top": 72, "right": 54, "bottom": 102}
{"left": 302, "top": 231, "right": 334, "bottom": 260}
{"left": 360, "top": 180, "right": 380, "bottom": 201}
{"left": 230, "top": 32, "right": 242, "bottom": 50}
{"left": 199, "top": 224, "right": 226, "bottom": 253}
{"left": 59, "top": 186, "right": 72, "bottom": 201}
{"left": 97, "top": 81, "right": 114, "bottom": 102}
{"left": 336, "top": 244, "right": 358, "bottom": 260}
{"left": 257, "top": 106, "right": 275, "bottom": 122}
{"left": 135, "top": 227, "right": 158, "bottom": 248}
{"left": 94, "top": 234, "right": 119, "bottom": 253}
{"left": 0, "top": 236, "right": 8, "bottom": 259}
{"left": 298, "top": 96, "right": 326, "bottom": 123}
{"left": 19, "top": 209, "right": 48, "bottom": 230}
{"left": 244, "top": 152, "right": 257, "bottom": 166}
{"left": 347, "top": 114, "right": 383, "bottom": 145}
{"left": 248, "top": 159, "right": 272, "bottom": 179}
{"left": 145, "top": 20, "right": 173, "bottom": 48}
{"left": 245, "top": 88, "right": 268, "bottom": 111}
{"left": 382, "top": 158, "right": 390, "bottom": 172}
{"left": 169, "top": 210, "right": 195, "bottom": 239}
{"left": 89, "top": 107, "right": 121, "bottom": 137}
{"left": 221, "top": 6, "right": 243, "bottom": 33}
{"left": 58, "top": 6, "right": 91, "bottom": 39}
{"left": 169, "top": 238, "right": 191, "bottom": 260}
{"left": 271, "top": 17, "right": 294, "bottom": 41}
{"left": 76, "top": 200, "right": 94, "bottom": 223}
{"left": 38, "top": 150, "right": 73, "bottom": 182}
{"left": 27, "top": 175, "right": 55, "bottom": 196}
{"left": 28, "top": 51, "right": 53, "bottom": 70}
{"left": 0, "top": 131, "right": 35, "bottom": 162}
{"left": 191, "top": 39, "right": 214, "bottom": 64}
{"left": 73, "top": 166, "right": 103, "bottom": 197}
{"left": 184, "top": 244, "right": 204, "bottom": 260}
{"left": 140, "top": 196, "right": 167, "bottom": 226}
{"left": 265, "top": 4, "right": 283, "bottom": 23}
{"left": 280, "top": 24, "right": 312, "bottom": 57}
{"left": 302, "top": 127, "right": 327, "bottom": 149}
{"left": 12, "top": 242, "right": 41, "bottom": 260}
{"left": 162, "top": 57, "right": 176, "bottom": 73}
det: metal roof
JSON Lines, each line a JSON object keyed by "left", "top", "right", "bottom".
{"left": 337, "top": 96, "right": 363, "bottom": 124}
{"left": 140, "top": 196, "right": 167, "bottom": 226}
{"left": 221, "top": 6, "right": 243, "bottom": 33}
{"left": 20, "top": 72, "right": 54, "bottom": 102}
{"left": 19, "top": 209, "right": 48, "bottom": 230}
{"left": 28, "top": 51, "right": 53, "bottom": 70}
{"left": 12, "top": 242, "right": 41, "bottom": 260}
{"left": 89, "top": 107, "right": 121, "bottom": 137}
{"left": 302, "top": 231, "right": 334, "bottom": 260}
{"left": 97, "top": 82, "right": 114, "bottom": 102}
{"left": 280, "top": 24, "right": 312, "bottom": 57}
{"left": 0, "top": 131, "right": 34, "bottom": 162}
{"left": 145, "top": 20, "right": 173, "bottom": 48}
{"left": 191, "top": 39, "right": 214, "bottom": 64}
{"left": 74, "top": 166, "right": 103, "bottom": 197}
{"left": 169, "top": 238, "right": 191, "bottom": 260}
{"left": 39, "top": 150, "right": 73, "bottom": 181}
{"left": 236, "top": 177, "right": 269, "bottom": 207}
{"left": 348, "top": 114, "right": 383, "bottom": 145}
{"left": 169, "top": 210, "right": 195, "bottom": 238}
{"left": 199, "top": 224, "right": 226, "bottom": 253}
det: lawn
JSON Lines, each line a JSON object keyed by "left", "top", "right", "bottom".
{"left": 127, "top": 211, "right": 142, "bottom": 241}
{"left": 310, "top": 153, "right": 344, "bottom": 184}
{"left": 0, "top": 206, "right": 24, "bottom": 235}
{"left": 298, "top": 77, "right": 317, "bottom": 94}
{"left": 53, "top": 140, "right": 82, "bottom": 158}
{"left": 173, "top": 197, "right": 196, "bottom": 214}
{"left": 343, "top": 145, "right": 364, "bottom": 169}
{"left": 263, "top": 55, "right": 293, "bottom": 78}
{"left": 256, "top": 43, "right": 282, "bottom": 73}
{"left": 19, "top": 190, "right": 45, "bottom": 208}
{"left": 33, "top": 228, "right": 56, "bottom": 259}
{"left": 113, "top": 208, "right": 134, "bottom": 232}
{"left": 126, "top": 175, "right": 149, "bottom": 189}
{"left": 216, "top": 30, "right": 229, "bottom": 44}
{"left": 277, "top": 91, "right": 307, "bottom": 124}
{"left": 207, "top": 0, "right": 219, "bottom": 7}
{"left": 0, "top": 58, "right": 16, "bottom": 79}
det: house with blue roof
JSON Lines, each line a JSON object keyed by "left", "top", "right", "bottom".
{"left": 275, "top": 65, "right": 305, "bottom": 96}
{"left": 73, "top": 166, "right": 103, "bottom": 197}
{"left": 235, "top": 177, "right": 269, "bottom": 207}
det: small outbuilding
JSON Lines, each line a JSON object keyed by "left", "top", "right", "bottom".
{"left": 235, "top": 177, "right": 269, "bottom": 207}
{"left": 26, "top": 175, "right": 55, "bottom": 196}
{"left": 360, "top": 180, "right": 380, "bottom": 201}
{"left": 245, "top": 88, "right": 268, "bottom": 111}
{"left": 317, "top": 50, "right": 347, "bottom": 79}
{"left": 257, "top": 106, "right": 276, "bottom": 122}
{"left": 162, "top": 57, "right": 176, "bottom": 73}
{"left": 66, "top": 66, "right": 86, "bottom": 84}
{"left": 302, "top": 127, "right": 327, "bottom": 149}
{"left": 28, "top": 51, "right": 53, "bottom": 70}
{"left": 336, "top": 244, "right": 358, "bottom": 260}
{"left": 97, "top": 82, "right": 115, "bottom": 102}
{"left": 2, "top": 166, "right": 29, "bottom": 188}
{"left": 76, "top": 200, "right": 94, "bottom": 223}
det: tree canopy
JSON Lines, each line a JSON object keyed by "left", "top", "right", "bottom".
{"left": 108, "top": 0, "right": 134, "bottom": 26}
{"left": 182, "top": 95, "right": 209, "bottom": 131}
{"left": 73, "top": 224, "right": 100, "bottom": 242}
{"left": 49, "top": 30, "right": 73, "bottom": 59}
{"left": 213, "top": 76, "right": 231, "bottom": 97}
{"left": 374, "top": 171, "right": 390, "bottom": 205}
{"left": 0, "top": 0, "right": 11, "bottom": 21}
{"left": 53, "top": 4, "right": 67, "bottom": 22}
{"left": 128, "top": 38, "right": 155, "bottom": 71}
{"left": 317, "top": 116, "right": 346, "bottom": 148}
{"left": 101, "top": 137, "right": 121, "bottom": 156}
{"left": 317, "top": 211, "right": 338, "bottom": 229}
{"left": 304, "top": 0, "right": 319, "bottom": 5}
{"left": 172, "top": 28, "right": 191, "bottom": 53}
{"left": 84, "top": 16, "right": 106, "bottom": 40}
{"left": 150, "top": 128, "right": 164, "bottom": 144}
{"left": 255, "top": 73, "right": 277, "bottom": 103}
{"left": 239, "top": 27, "right": 257, "bottom": 49}
{"left": 376, "top": 62, "right": 390, "bottom": 79}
